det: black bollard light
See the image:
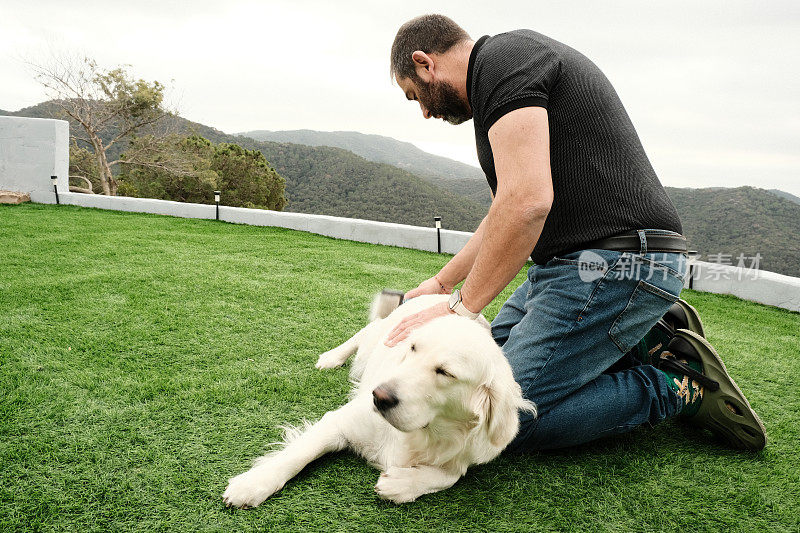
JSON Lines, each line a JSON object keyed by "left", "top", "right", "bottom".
{"left": 434, "top": 216, "right": 442, "bottom": 254}
{"left": 51, "top": 175, "right": 59, "bottom": 205}
{"left": 214, "top": 190, "right": 221, "bottom": 221}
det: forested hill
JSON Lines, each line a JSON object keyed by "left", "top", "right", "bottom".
{"left": 202, "top": 125, "right": 800, "bottom": 277}
{"left": 192, "top": 127, "right": 486, "bottom": 231}
{"left": 239, "top": 129, "right": 491, "bottom": 207}
{"left": 1, "top": 103, "right": 486, "bottom": 232}
{"left": 233, "top": 140, "right": 486, "bottom": 231}
{"left": 666, "top": 186, "right": 800, "bottom": 277}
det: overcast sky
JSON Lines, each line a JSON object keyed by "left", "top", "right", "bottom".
{"left": 2, "top": 0, "right": 798, "bottom": 195}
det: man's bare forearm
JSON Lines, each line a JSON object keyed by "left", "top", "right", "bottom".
{"left": 460, "top": 196, "right": 549, "bottom": 312}
{"left": 435, "top": 215, "right": 488, "bottom": 290}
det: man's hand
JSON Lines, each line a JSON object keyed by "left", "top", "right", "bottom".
{"left": 384, "top": 302, "right": 452, "bottom": 347}
{"left": 404, "top": 276, "right": 451, "bottom": 300}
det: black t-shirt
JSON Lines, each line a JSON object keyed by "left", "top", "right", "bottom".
{"left": 468, "top": 30, "right": 682, "bottom": 264}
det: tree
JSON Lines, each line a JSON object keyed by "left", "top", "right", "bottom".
{"left": 29, "top": 55, "right": 180, "bottom": 196}
{"left": 211, "top": 143, "right": 287, "bottom": 210}
{"left": 120, "top": 135, "right": 287, "bottom": 210}
{"left": 68, "top": 139, "right": 102, "bottom": 193}
{"left": 118, "top": 135, "right": 217, "bottom": 202}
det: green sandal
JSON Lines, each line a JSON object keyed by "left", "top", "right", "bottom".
{"left": 627, "top": 298, "right": 705, "bottom": 365}
{"left": 663, "top": 299, "right": 705, "bottom": 338}
{"left": 659, "top": 329, "right": 767, "bottom": 451}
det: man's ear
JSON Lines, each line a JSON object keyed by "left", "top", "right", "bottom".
{"left": 411, "top": 50, "right": 435, "bottom": 83}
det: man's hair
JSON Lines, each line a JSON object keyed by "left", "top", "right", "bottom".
{"left": 390, "top": 14, "right": 471, "bottom": 82}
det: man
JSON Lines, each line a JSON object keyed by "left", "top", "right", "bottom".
{"left": 385, "top": 14, "right": 765, "bottom": 451}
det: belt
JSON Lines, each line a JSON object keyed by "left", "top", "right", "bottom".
{"left": 584, "top": 231, "right": 688, "bottom": 253}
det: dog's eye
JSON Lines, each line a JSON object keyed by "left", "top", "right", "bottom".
{"left": 435, "top": 367, "right": 454, "bottom": 378}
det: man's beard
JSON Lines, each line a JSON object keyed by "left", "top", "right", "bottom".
{"left": 417, "top": 79, "right": 472, "bottom": 125}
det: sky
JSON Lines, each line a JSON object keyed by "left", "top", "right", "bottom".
{"left": 1, "top": 0, "right": 798, "bottom": 195}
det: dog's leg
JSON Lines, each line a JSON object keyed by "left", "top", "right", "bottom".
{"left": 315, "top": 322, "right": 375, "bottom": 369}
{"left": 374, "top": 465, "right": 462, "bottom": 504}
{"left": 223, "top": 404, "right": 356, "bottom": 509}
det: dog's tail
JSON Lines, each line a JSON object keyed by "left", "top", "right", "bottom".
{"left": 369, "top": 290, "right": 405, "bottom": 322}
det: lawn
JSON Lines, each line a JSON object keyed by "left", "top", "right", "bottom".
{"left": 1, "top": 203, "right": 798, "bottom": 532}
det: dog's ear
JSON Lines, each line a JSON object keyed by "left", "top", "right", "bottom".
{"left": 470, "top": 383, "right": 515, "bottom": 448}
{"left": 473, "top": 371, "right": 537, "bottom": 448}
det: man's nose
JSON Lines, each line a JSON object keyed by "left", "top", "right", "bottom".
{"left": 419, "top": 103, "right": 431, "bottom": 119}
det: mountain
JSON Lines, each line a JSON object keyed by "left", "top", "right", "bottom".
{"left": 238, "top": 129, "right": 491, "bottom": 207}
{"left": 666, "top": 186, "right": 800, "bottom": 277}
{"left": 237, "top": 131, "right": 800, "bottom": 277}
{"left": 768, "top": 189, "right": 800, "bottom": 206}
{"left": 0, "top": 103, "right": 486, "bottom": 232}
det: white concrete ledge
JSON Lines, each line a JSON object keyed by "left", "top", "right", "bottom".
{"left": 57, "top": 192, "right": 472, "bottom": 254}
{"left": 6, "top": 115, "right": 796, "bottom": 313}
{"left": 685, "top": 260, "right": 800, "bottom": 313}
{"left": 59, "top": 192, "right": 212, "bottom": 219}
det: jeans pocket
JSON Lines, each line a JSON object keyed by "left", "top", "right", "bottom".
{"left": 608, "top": 279, "right": 681, "bottom": 353}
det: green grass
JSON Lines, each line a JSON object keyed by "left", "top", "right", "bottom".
{"left": 1, "top": 203, "right": 798, "bottom": 532}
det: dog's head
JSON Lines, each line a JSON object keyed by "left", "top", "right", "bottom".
{"left": 373, "top": 315, "right": 536, "bottom": 450}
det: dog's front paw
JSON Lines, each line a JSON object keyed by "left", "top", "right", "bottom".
{"left": 374, "top": 467, "right": 419, "bottom": 504}
{"left": 222, "top": 468, "right": 284, "bottom": 509}
{"left": 315, "top": 349, "right": 346, "bottom": 369}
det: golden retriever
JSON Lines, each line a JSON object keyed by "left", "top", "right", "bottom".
{"left": 222, "top": 294, "right": 535, "bottom": 507}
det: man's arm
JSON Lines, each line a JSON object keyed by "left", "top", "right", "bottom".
{"left": 385, "top": 107, "right": 552, "bottom": 346}
{"left": 439, "top": 213, "right": 488, "bottom": 288}
{"left": 460, "top": 106, "right": 553, "bottom": 312}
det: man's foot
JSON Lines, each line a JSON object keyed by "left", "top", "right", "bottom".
{"left": 657, "top": 329, "right": 767, "bottom": 451}
{"left": 627, "top": 299, "right": 705, "bottom": 366}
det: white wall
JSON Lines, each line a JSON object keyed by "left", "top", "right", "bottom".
{"left": 0, "top": 116, "right": 68, "bottom": 202}
{"left": 685, "top": 260, "right": 800, "bottom": 312}
{"left": 58, "top": 192, "right": 473, "bottom": 255}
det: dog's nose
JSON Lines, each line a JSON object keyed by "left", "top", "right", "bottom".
{"left": 373, "top": 386, "right": 399, "bottom": 411}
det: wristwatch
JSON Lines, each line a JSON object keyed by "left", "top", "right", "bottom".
{"left": 448, "top": 289, "right": 480, "bottom": 319}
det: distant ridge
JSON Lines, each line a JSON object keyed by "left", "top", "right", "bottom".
{"left": 238, "top": 129, "right": 491, "bottom": 207}
{"left": 769, "top": 188, "right": 800, "bottom": 206}
{"left": 666, "top": 186, "right": 800, "bottom": 277}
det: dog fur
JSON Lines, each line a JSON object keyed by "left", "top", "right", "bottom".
{"left": 222, "top": 294, "right": 536, "bottom": 507}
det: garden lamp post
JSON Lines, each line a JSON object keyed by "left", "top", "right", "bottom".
{"left": 51, "top": 175, "right": 59, "bottom": 205}
{"left": 214, "top": 190, "right": 221, "bottom": 221}
{"left": 434, "top": 216, "right": 442, "bottom": 254}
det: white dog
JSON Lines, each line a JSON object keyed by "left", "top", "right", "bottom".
{"left": 222, "top": 294, "right": 536, "bottom": 507}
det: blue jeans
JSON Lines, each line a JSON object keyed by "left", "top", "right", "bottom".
{"left": 492, "top": 230, "right": 689, "bottom": 452}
